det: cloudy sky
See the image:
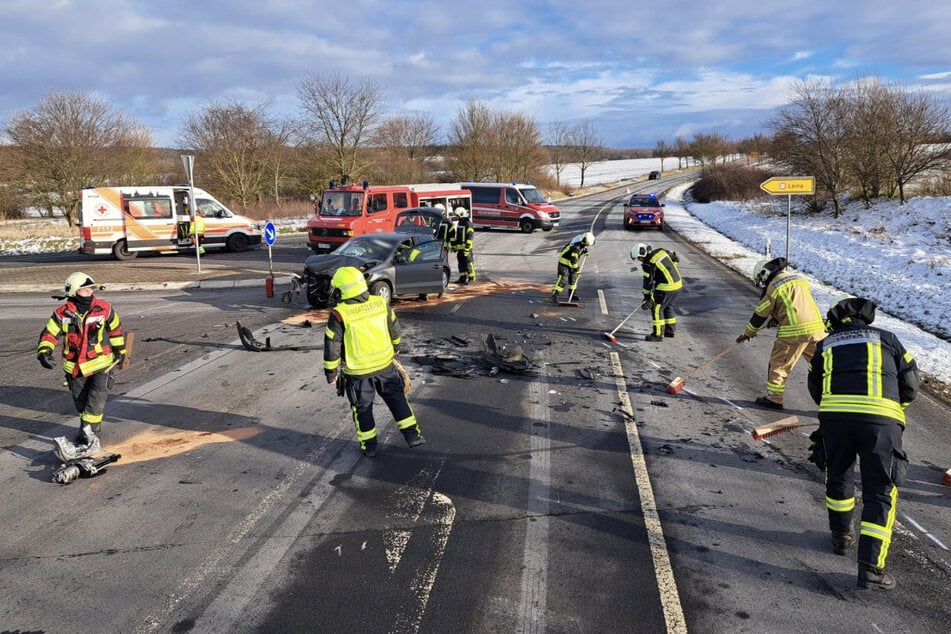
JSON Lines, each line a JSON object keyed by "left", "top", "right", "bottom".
{"left": 2, "top": 0, "right": 951, "bottom": 149}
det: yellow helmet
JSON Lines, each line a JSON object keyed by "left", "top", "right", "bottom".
{"left": 330, "top": 266, "right": 368, "bottom": 301}
{"left": 64, "top": 272, "right": 101, "bottom": 297}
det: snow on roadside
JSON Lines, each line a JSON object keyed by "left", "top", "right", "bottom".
{"left": 663, "top": 184, "right": 951, "bottom": 387}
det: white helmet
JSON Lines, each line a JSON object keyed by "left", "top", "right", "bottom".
{"left": 631, "top": 243, "right": 651, "bottom": 260}
{"left": 752, "top": 257, "right": 786, "bottom": 286}
{"left": 434, "top": 203, "right": 445, "bottom": 210}
{"left": 64, "top": 272, "right": 101, "bottom": 297}
{"left": 582, "top": 231, "right": 595, "bottom": 247}
{"left": 454, "top": 206, "right": 469, "bottom": 219}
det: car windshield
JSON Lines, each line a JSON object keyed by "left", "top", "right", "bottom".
{"left": 336, "top": 236, "right": 395, "bottom": 260}
{"left": 520, "top": 187, "right": 547, "bottom": 204}
{"left": 629, "top": 197, "right": 660, "bottom": 207}
{"left": 319, "top": 192, "right": 364, "bottom": 217}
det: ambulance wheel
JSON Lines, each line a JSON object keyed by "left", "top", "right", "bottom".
{"left": 519, "top": 218, "right": 535, "bottom": 234}
{"left": 227, "top": 233, "right": 249, "bottom": 252}
{"left": 112, "top": 240, "right": 137, "bottom": 260}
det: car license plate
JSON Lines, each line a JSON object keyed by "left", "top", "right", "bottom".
{"left": 318, "top": 242, "right": 331, "bottom": 249}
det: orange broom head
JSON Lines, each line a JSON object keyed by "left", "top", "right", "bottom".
{"left": 752, "top": 416, "right": 802, "bottom": 441}
{"left": 943, "top": 468, "right": 951, "bottom": 487}
{"left": 666, "top": 376, "right": 684, "bottom": 394}
{"left": 603, "top": 332, "right": 618, "bottom": 343}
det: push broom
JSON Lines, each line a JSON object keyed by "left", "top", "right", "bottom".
{"left": 751, "top": 415, "right": 817, "bottom": 440}
{"left": 666, "top": 340, "right": 744, "bottom": 394}
{"left": 603, "top": 300, "right": 648, "bottom": 343}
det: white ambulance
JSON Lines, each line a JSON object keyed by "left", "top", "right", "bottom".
{"left": 79, "top": 185, "right": 262, "bottom": 260}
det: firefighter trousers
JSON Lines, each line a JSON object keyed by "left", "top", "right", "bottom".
{"left": 455, "top": 249, "right": 476, "bottom": 282}
{"left": 66, "top": 371, "right": 110, "bottom": 426}
{"left": 344, "top": 364, "right": 418, "bottom": 449}
{"left": 765, "top": 333, "right": 823, "bottom": 403}
{"left": 822, "top": 420, "right": 902, "bottom": 569}
{"left": 553, "top": 263, "right": 580, "bottom": 296}
{"left": 650, "top": 290, "right": 679, "bottom": 337}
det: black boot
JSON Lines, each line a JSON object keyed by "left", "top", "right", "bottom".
{"left": 402, "top": 426, "right": 426, "bottom": 448}
{"left": 362, "top": 439, "right": 378, "bottom": 458}
{"left": 857, "top": 563, "right": 895, "bottom": 590}
{"left": 832, "top": 533, "right": 853, "bottom": 556}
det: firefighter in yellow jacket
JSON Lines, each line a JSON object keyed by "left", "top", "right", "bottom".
{"left": 632, "top": 242, "right": 683, "bottom": 341}
{"left": 323, "top": 267, "right": 424, "bottom": 457}
{"left": 807, "top": 296, "right": 918, "bottom": 590}
{"left": 552, "top": 232, "right": 595, "bottom": 302}
{"left": 736, "top": 257, "right": 826, "bottom": 410}
{"left": 36, "top": 272, "right": 125, "bottom": 444}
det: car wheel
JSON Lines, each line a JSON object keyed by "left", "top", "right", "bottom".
{"left": 227, "top": 233, "right": 249, "bottom": 252}
{"left": 438, "top": 268, "right": 450, "bottom": 297}
{"left": 519, "top": 218, "right": 535, "bottom": 233}
{"left": 112, "top": 239, "right": 137, "bottom": 260}
{"left": 306, "top": 281, "right": 330, "bottom": 308}
{"left": 369, "top": 280, "right": 392, "bottom": 304}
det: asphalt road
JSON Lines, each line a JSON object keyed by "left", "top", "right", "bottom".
{"left": 1, "top": 181, "right": 949, "bottom": 632}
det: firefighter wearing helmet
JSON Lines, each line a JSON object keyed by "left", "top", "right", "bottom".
{"left": 631, "top": 242, "right": 683, "bottom": 341}
{"left": 806, "top": 295, "right": 919, "bottom": 590}
{"left": 36, "top": 272, "right": 125, "bottom": 445}
{"left": 552, "top": 232, "right": 595, "bottom": 302}
{"left": 323, "top": 267, "right": 424, "bottom": 457}
{"left": 736, "top": 257, "right": 826, "bottom": 410}
{"left": 448, "top": 206, "right": 476, "bottom": 284}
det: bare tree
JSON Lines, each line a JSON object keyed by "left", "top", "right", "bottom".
{"left": 446, "top": 100, "right": 495, "bottom": 182}
{"left": 841, "top": 78, "right": 893, "bottom": 206}
{"left": 491, "top": 110, "right": 548, "bottom": 182}
{"left": 769, "top": 78, "right": 850, "bottom": 217}
{"left": 546, "top": 121, "right": 574, "bottom": 186}
{"left": 567, "top": 120, "right": 603, "bottom": 189}
{"left": 690, "top": 132, "right": 729, "bottom": 167}
{"left": 653, "top": 139, "right": 671, "bottom": 174}
{"left": 370, "top": 112, "right": 440, "bottom": 184}
{"left": 297, "top": 71, "right": 384, "bottom": 184}
{"left": 178, "top": 100, "right": 291, "bottom": 206}
{"left": 675, "top": 136, "right": 691, "bottom": 169}
{"left": 881, "top": 85, "right": 951, "bottom": 203}
{"left": 4, "top": 90, "right": 154, "bottom": 224}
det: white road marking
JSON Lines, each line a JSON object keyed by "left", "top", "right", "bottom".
{"left": 612, "top": 351, "right": 687, "bottom": 634}
{"left": 598, "top": 288, "right": 608, "bottom": 314}
{"left": 384, "top": 460, "right": 447, "bottom": 573}
{"left": 902, "top": 514, "right": 949, "bottom": 551}
{"left": 518, "top": 364, "right": 553, "bottom": 633}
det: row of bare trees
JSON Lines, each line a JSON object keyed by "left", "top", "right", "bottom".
{"left": 769, "top": 77, "right": 951, "bottom": 215}
{"left": 0, "top": 72, "right": 608, "bottom": 223}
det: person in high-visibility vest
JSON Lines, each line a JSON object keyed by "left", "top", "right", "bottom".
{"left": 632, "top": 242, "right": 683, "bottom": 341}
{"left": 189, "top": 211, "right": 206, "bottom": 255}
{"left": 36, "top": 272, "right": 125, "bottom": 444}
{"left": 806, "top": 295, "right": 919, "bottom": 591}
{"left": 736, "top": 257, "right": 827, "bottom": 409}
{"left": 323, "top": 267, "right": 424, "bottom": 457}
{"left": 552, "top": 232, "right": 594, "bottom": 301}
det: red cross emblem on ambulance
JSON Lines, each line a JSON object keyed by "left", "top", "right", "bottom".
{"left": 96, "top": 205, "right": 108, "bottom": 215}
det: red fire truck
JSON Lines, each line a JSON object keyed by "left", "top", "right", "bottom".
{"left": 306, "top": 180, "right": 472, "bottom": 253}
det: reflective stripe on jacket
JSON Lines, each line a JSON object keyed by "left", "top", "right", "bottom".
{"left": 807, "top": 325, "right": 919, "bottom": 426}
{"left": 745, "top": 271, "right": 825, "bottom": 338}
{"left": 558, "top": 243, "right": 586, "bottom": 268}
{"left": 449, "top": 221, "right": 473, "bottom": 252}
{"left": 642, "top": 248, "right": 682, "bottom": 294}
{"left": 37, "top": 298, "right": 124, "bottom": 377}
{"left": 323, "top": 296, "right": 400, "bottom": 376}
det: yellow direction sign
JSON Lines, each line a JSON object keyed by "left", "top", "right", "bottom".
{"left": 760, "top": 176, "right": 815, "bottom": 195}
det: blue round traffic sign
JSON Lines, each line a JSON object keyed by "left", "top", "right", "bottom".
{"left": 264, "top": 221, "right": 277, "bottom": 246}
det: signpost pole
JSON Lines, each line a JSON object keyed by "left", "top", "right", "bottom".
{"left": 264, "top": 221, "right": 276, "bottom": 297}
{"left": 759, "top": 176, "right": 815, "bottom": 269}
{"left": 181, "top": 155, "right": 200, "bottom": 274}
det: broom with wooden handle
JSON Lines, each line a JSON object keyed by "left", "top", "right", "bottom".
{"left": 666, "top": 340, "right": 744, "bottom": 394}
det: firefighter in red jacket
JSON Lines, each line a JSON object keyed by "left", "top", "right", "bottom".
{"left": 323, "top": 267, "right": 425, "bottom": 457}
{"left": 36, "top": 272, "right": 125, "bottom": 444}
{"left": 807, "top": 296, "right": 918, "bottom": 591}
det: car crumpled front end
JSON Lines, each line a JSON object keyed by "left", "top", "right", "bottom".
{"left": 300, "top": 254, "right": 379, "bottom": 309}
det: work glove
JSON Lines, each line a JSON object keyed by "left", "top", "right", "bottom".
{"left": 37, "top": 351, "right": 54, "bottom": 369}
{"left": 325, "top": 371, "right": 338, "bottom": 385}
{"left": 641, "top": 297, "right": 655, "bottom": 310}
{"left": 113, "top": 349, "right": 126, "bottom": 365}
{"left": 736, "top": 333, "right": 752, "bottom": 343}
